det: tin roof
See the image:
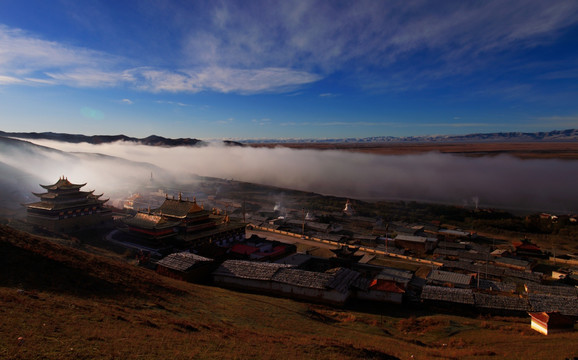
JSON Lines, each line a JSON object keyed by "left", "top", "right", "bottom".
{"left": 213, "top": 260, "right": 359, "bottom": 294}
{"left": 395, "top": 234, "right": 427, "bottom": 243}
{"left": 213, "top": 260, "right": 293, "bottom": 281}
{"left": 272, "top": 268, "right": 333, "bottom": 290}
{"left": 421, "top": 285, "right": 475, "bottom": 304}
{"left": 156, "top": 252, "right": 213, "bottom": 272}
{"left": 525, "top": 283, "right": 578, "bottom": 297}
{"left": 376, "top": 267, "right": 414, "bottom": 283}
{"left": 529, "top": 294, "right": 578, "bottom": 316}
{"left": 494, "top": 257, "right": 530, "bottom": 268}
{"left": 428, "top": 270, "right": 473, "bottom": 287}
{"left": 474, "top": 292, "right": 530, "bottom": 311}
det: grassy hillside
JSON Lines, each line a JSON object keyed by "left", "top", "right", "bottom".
{"left": 1, "top": 225, "right": 576, "bottom": 359}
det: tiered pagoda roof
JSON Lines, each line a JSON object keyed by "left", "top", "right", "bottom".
{"left": 40, "top": 177, "right": 87, "bottom": 191}
{"left": 25, "top": 176, "right": 112, "bottom": 232}
{"left": 26, "top": 177, "right": 109, "bottom": 211}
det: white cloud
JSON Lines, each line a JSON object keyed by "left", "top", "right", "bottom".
{"left": 179, "top": 1, "right": 578, "bottom": 88}
{"left": 121, "top": 98, "right": 133, "bottom": 105}
{"left": 252, "top": 118, "right": 272, "bottom": 126}
{"left": 215, "top": 117, "right": 234, "bottom": 125}
{"left": 0, "top": 75, "right": 24, "bottom": 85}
{"left": 45, "top": 69, "right": 124, "bottom": 87}
{"left": 0, "top": 25, "right": 320, "bottom": 94}
{"left": 536, "top": 115, "right": 578, "bottom": 128}
{"left": 0, "top": 25, "right": 119, "bottom": 87}
{"left": 2, "top": 1, "right": 578, "bottom": 94}
{"left": 127, "top": 66, "right": 320, "bottom": 94}
{"left": 155, "top": 100, "right": 191, "bottom": 107}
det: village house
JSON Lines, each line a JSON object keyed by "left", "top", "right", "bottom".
{"left": 374, "top": 267, "right": 414, "bottom": 289}
{"left": 437, "top": 229, "right": 472, "bottom": 241}
{"left": 421, "top": 285, "right": 475, "bottom": 305}
{"left": 514, "top": 239, "right": 546, "bottom": 258}
{"left": 212, "top": 260, "right": 361, "bottom": 306}
{"left": 355, "top": 278, "right": 405, "bottom": 304}
{"left": 529, "top": 312, "right": 575, "bottom": 335}
{"left": 427, "top": 269, "right": 473, "bottom": 288}
{"left": 493, "top": 257, "right": 531, "bottom": 271}
{"left": 395, "top": 234, "right": 437, "bottom": 254}
{"left": 156, "top": 252, "right": 214, "bottom": 282}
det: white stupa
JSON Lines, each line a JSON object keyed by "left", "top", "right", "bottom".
{"left": 343, "top": 199, "right": 355, "bottom": 216}
{"left": 305, "top": 211, "right": 316, "bottom": 221}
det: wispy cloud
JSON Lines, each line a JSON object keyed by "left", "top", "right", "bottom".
{"left": 538, "top": 68, "right": 578, "bottom": 80}
{"left": 121, "top": 98, "right": 133, "bottom": 105}
{"left": 0, "top": 25, "right": 320, "bottom": 94}
{"left": 155, "top": 100, "right": 191, "bottom": 107}
{"left": 127, "top": 67, "right": 320, "bottom": 94}
{"left": 536, "top": 115, "right": 578, "bottom": 128}
{"left": 2, "top": 1, "right": 578, "bottom": 95}
{"left": 215, "top": 117, "right": 234, "bottom": 125}
{"left": 410, "top": 123, "right": 493, "bottom": 128}
{"left": 0, "top": 25, "right": 119, "bottom": 87}
{"left": 179, "top": 1, "right": 578, "bottom": 88}
{"left": 280, "top": 121, "right": 386, "bottom": 127}
{"left": 252, "top": 118, "right": 272, "bottom": 126}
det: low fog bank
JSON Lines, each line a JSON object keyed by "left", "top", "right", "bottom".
{"left": 0, "top": 138, "right": 174, "bottom": 208}
{"left": 6, "top": 138, "right": 578, "bottom": 213}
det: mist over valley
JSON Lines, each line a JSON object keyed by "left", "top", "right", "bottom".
{"left": 2, "top": 136, "right": 577, "bottom": 214}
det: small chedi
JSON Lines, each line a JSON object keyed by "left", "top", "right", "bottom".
{"left": 25, "top": 176, "right": 112, "bottom": 232}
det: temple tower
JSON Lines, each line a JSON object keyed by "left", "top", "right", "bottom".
{"left": 25, "top": 176, "right": 112, "bottom": 232}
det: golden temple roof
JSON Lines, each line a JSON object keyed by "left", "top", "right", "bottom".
{"left": 123, "top": 212, "right": 180, "bottom": 229}
{"left": 40, "top": 176, "right": 86, "bottom": 191}
{"left": 158, "top": 197, "right": 204, "bottom": 219}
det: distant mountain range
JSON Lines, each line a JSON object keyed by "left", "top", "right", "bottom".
{"left": 0, "top": 131, "right": 242, "bottom": 147}
{"left": 241, "top": 129, "right": 578, "bottom": 143}
{"left": 1, "top": 129, "right": 577, "bottom": 145}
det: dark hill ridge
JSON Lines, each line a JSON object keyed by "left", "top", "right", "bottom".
{"left": 2, "top": 129, "right": 577, "bottom": 146}
{"left": 0, "top": 224, "right": 181, "bottom": 298}
{"left": 0, "top": 224, "right": 403, "bottom": 360}
{"left": 0, "top": 131, "right": 244, "bottom": 147}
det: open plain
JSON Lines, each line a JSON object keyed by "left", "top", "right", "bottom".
{"left": 249, "top": 142, "right": 578, "bottom": 160}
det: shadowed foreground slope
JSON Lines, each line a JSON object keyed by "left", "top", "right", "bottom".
{"left": 1, "top": 225, "right": 576, "bottom": 359}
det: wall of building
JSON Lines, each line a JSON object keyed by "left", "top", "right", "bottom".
{"left": 355, "top": 290, "right": 403, "bottom": 304}
{"left": 213, "top": 275, "right": 350, "bottom": 305}
{"left": 28, "top": 211, "right": 112, "bottom": 232}
{"left": 531, "top": 319, "right": 548, "bottom": 335}
{"left": 270, "top": 282, "right": 349, "bottom": 305}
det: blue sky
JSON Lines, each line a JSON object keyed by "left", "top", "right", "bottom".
{"left": 1, "top": 0, "right": 578, "bottom": 140}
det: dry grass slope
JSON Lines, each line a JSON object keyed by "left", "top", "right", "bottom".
{"left": 1, "top": 225, "right": 577, "bottom": 359}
